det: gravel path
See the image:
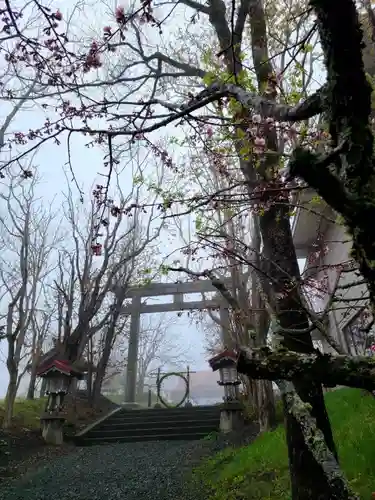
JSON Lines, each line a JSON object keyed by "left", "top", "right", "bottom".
{"left": 0, "top": 440, "right": 219, "bottom": 500}
{"left": 0, "top": 425, "right": 259, "bottom": 500}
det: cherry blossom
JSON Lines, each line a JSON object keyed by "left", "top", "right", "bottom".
{"left": 53, "top": 10, "right": 62, "bottom": 21}
{"left": 115, "top": 6, "right": 126, "bottom": 24}
{"left": 83, "top": 41, "right": 102, "bottom": 72}
{"left": 254, "top": 136, "right": 266, "bottom": 154}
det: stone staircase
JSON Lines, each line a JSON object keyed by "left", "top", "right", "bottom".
{"left": 74, "top": 405, "right": 221, "bottom": 445}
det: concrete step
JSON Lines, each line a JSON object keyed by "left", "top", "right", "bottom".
{"left": 96, "top": 417, "right": 219, "bottom": 432}
{"left": 109, "top": 407, "right": 220, "bottom": 420}
{"left": 107, "top": 413, "right": 220, "bottom": 425}
{"left": 86, "top": 423, "right": 218, "bottom": 439}
{"left": 76, "top": 429, "right": 214, "bottom": 445}
{"left": 117, "top": 404, "right": 219, "bottom": 412}
{"left": 116, "top": 405, "right": 220, "bottom": 413}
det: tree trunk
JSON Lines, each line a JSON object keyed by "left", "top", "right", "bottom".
{"left": 3, "top": 371, "right": 17, "bottom": 429}
{"left": 259, "top": 209, "right": 337, "bottom": 499}
{"left": 239, "top": 333, "right": 276, "bottom": 430}
{"left": 235, "top": 126, "right": 338, "bottom": 496}
{"left": 86, "top": 338, "right": 94, "bottom": 404}
{"left": 27, "top": 371, "right": 37, "bottom": 400}
{"left": 234, "top": 2, "right": 338, "bottom": 491}
{"left": 87, "top": 365, "right": 93, "bottom": 403}
{"left": 257, "top": 379, "right": 276, "bottom": 431}
{"left": 92, "top": 328, "right": 116, "bottom": 406}
{"left": 39, "top": 377, "right": 47, "bottom": 398}
{"left": 70, "top": 378, "right": 78, "bottom": 399}
{"left": 280, "top": 382, "right": 357, "bottom": 499}
{"left": 92, "top": 363, "right": 105, "bottom": 405}
{"left": 27, "top": 354, "right": 40, "bottom": 400}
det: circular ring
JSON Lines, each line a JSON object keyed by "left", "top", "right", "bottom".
{"left": 157, "top": 372, "right": 189, "bottom": 408}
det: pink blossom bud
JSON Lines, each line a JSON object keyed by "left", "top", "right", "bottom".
{"left": 254, "top": 136, "right": 265, "bottom": 147}
{"left": 254, "top": 136, "right": 266, "bottom": 155}
{"left": 115, "top": 6, "right": 125, "bottom": 23}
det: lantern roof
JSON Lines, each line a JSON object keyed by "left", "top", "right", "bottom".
{"left": 36, "top": 358, "right": 84, "bottom": 379}
{"left": 35, "top": 342, "right": 94, "bottom": 378}
{"left": 208, "top": 348, "right": 238, "bottom": 372}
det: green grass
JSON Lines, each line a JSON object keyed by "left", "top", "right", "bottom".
{"left": 193, "top": 388, "right": 375, "bottom": 500}
{"left": 0, "top": 398, "right": 46, "bottom": 430}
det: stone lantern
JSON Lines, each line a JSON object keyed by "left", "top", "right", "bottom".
{"left": 209, "top": 349, "right": 244, "bottom": 433}
{"left": 37, "top": 359, "right": 84, "bottom": 445}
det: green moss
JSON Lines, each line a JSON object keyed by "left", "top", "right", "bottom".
{"left": 193, "top": 388, "right": 375, "bottom": 499}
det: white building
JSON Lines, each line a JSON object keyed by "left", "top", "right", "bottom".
{"left": 292, "top": 189, "right": 374, "bottom": 355}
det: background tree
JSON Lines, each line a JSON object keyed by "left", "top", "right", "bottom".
{"left": 136, "top": 313, "right": 192, "bottom": 397}
{"left": 0, "top": 168, "right": 60, "bottom": 427}
{"left": 26, "top": 294, "right": 57, "bottom": 399}
{"left": 50, "top": 169, "right": 163, "bottom": 399}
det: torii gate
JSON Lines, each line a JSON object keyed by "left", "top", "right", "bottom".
{"left": 118, "top": 278, "right": 232, "bottom": 404}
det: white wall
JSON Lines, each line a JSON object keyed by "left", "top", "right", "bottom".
{"left": 304, "top": 219, "right": 369, "bottom": 353}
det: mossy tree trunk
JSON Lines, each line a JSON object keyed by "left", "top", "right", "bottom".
{"left": 206, "top": 0, "right": 340, "bottom": 494}
{"left": 236, "top": 346, "right": 375, "bottom": 392}
{"left": 257, "top": 205, "right": 338, "bottom": 499}
{"left": 243, "top": 3, "right": 337, "bottom": 498}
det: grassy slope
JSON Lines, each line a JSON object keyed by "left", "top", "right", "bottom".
{"left": 0, "top": 398, "right": 46, "bottom": 430}
{"left": 193, "top": 388, "right": 375, "bottom": 500}
{"left": 0, "top": 391, "right": 157, "bottom": 431}
{"left": 0, "top": 395, "right": 111, "bottom": 432}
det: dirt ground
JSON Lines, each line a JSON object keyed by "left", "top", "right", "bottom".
{"left": 0, "top": 427, "right": 76, "bottom": 481}
{"left": 0, "top": 392, "right": 117, "bottom": 482}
